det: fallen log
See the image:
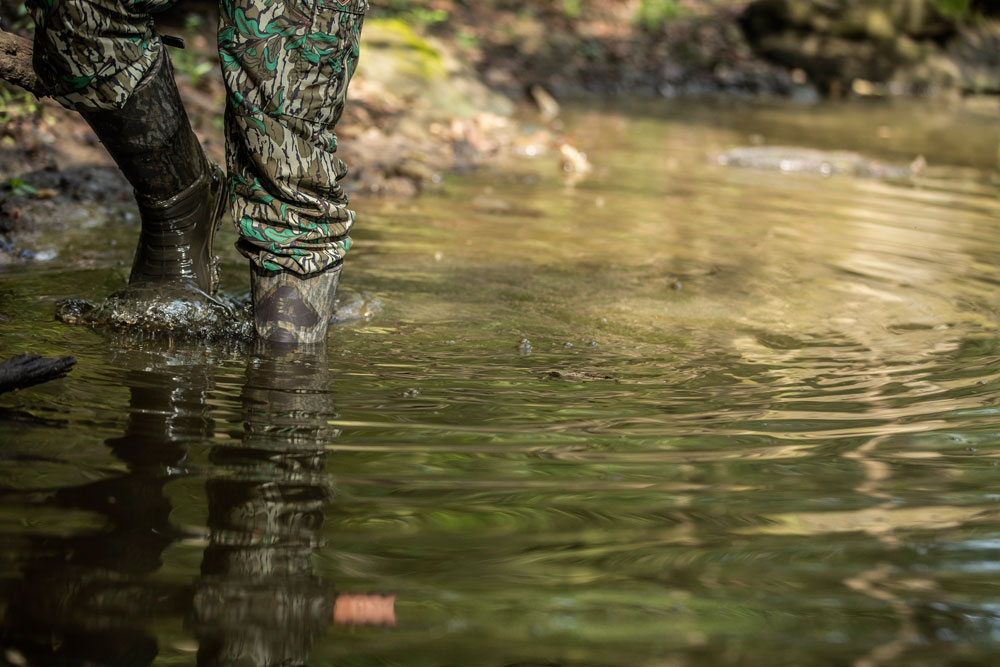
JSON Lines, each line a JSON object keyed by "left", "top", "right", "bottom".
{"left": 0, "top": 27, "right": 44, "bottom": 97}
{"left": 0, "top": 353, "right": 76, "bottom": 393}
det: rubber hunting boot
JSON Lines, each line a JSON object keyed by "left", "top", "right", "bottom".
{"left": 80, "top": 49, "right": 225, "bottom": 295}
{"left": 251, "top": 264, "right": 342, "bottom": 346}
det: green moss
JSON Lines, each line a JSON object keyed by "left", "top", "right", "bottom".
{"left": 563, "top": 0, "right": 583, "bottom": 19}
{"left": 634, "top": 0, "right": 684, "bottom": 31}
{"left": 364, "top": 18, "right": 445, "bottom": 80}
{"left": 932, "top": 0, "right": 972, "bottom": 20}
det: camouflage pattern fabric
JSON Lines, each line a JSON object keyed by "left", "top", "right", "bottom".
{"left": 220, "top": 0, "right": 366, "bottom": 274}
{"left": 28, "top": 0, "right": 366, "bottom": 277}
{"left": 28, "top": 0, "right": 171, "bottom": 112}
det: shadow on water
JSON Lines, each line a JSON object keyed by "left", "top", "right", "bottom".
{"left": 0, "top": 340, "right": 393, "bottom": 666}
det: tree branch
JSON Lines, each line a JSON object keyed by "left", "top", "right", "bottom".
{"left": 0, "top": 354, "right": 76, "bottom": 393}
{"left": 0, "top": 27, "right": 45, "bottom": 97}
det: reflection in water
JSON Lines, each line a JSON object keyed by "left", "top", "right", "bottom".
{"left": 2, "top": 341, "right": 393, "bottom": 666}
{"left": 194, "top": 345, "right": 390, "bottom": 665}
{"left": 6, "top": 100, "right": 1000, "bottom": 664}
{"left": 2, "top": 342, "right": 207, "bottom": 664}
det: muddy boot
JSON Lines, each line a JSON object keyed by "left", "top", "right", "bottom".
{"left": 80, "top": 49, "right": 225, "bottom": 295}
{"left": 250, "top": 264, "right": 342, "bottom": 346}
{"left": 125, "top": 162, "right": 225, "bottom": 294}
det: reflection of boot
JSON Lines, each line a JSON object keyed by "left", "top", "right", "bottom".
{"left": 195, "top": 346, "right": 338, "bottom": 666}
{"left": 251, "top": 263, "right": 342, "bottom": 345}
{"left": 1, "top": 344, "right": 215, "bottom": 666}
{"left": 80, "top": 50, "right": 225, "bottom": 294}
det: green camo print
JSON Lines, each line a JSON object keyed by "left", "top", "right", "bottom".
{"left": 28, "top": 0, "right": 366, "bottom": 276}
{"left": 220, "top": 0, "right": 366, "bottom": 274}
{"left": 28, "top": 0, "right": 173, "bottom": 111}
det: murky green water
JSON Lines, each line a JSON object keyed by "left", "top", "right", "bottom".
{"left": 3, "top": 99, "right": 1000, "bottom": 666}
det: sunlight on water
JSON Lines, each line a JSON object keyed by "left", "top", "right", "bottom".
{"left": 2, "top": 99, "right": 1000, "bottom": 665}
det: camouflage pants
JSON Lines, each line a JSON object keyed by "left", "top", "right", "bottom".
{"left": 28, "top": 0, "right": 366, "bottom": 276}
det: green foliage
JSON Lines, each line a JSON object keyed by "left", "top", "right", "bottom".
{"left": 0, "top": 85, "right": 39, "bottom": 125}
{"left": 170, "top": 15, "right": 215, "bottom": 88}
{"left": 562, "top": 0, "right": 583, "bottom": 18}
{"left": 455, "top": 27, "right": 481, "bottom": 51}
{"left": 635, "top": 0, "right": 684, "bottom": 31}
{"left": 932, "top": 0, "right": 972, "bottom": 20}
{"left": 172, "top": 50, "right": 214, "bottom": 87}
{"left": 2, "top": 2, "right": 33, "bottom": 31}
{"left": 4, "top": 178, "right": 37, "bottom": 197}
{"left": 183, "top": 12, "right": 204, "bottom": 33}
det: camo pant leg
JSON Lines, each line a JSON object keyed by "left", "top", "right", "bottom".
{"left": 219, "top": 0, "right": 367, "bottom": 276}
{"left": 27, "top": 0, "right": 174, "bottom": 111}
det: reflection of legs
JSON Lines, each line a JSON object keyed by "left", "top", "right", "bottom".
{"left": 220, "top": 0, "right": 366, "bottom": 344}
{"left": 193, "top": 345, "right": 394, "bottom": 662}
{"left": 194, "top": 346, "right": 338, "bottom": 665}
{"left": 28, "top": 0, "right": 225, "bottom": 294}
{"left": 1, "top": 345, "right": 214, "bottom": 665}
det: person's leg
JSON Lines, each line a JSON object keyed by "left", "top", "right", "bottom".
{"left": 219, "top": 0, "right": 367, "bottom": 344}
{"left": 28, "top": 0, "right": 225, "bottom": 294}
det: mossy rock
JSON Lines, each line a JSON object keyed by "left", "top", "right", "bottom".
{"left": 356, "top": 19, "right": 513, "bottom": 119}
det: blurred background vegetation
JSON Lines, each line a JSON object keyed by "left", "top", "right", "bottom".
{"left": 1, "top": 0, "right": 998, "bottom": 283}
{"left": 1, "top": 0, "right": 998, "bottom": 195}
{"left": 2, "top": 0, "right": 998, "bottom": 105}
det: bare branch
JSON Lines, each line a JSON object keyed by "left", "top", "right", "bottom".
{"left": 0, "top": 354, "right": 76, "bottom": 393}
{"left": 0, "top": 28, "right": 45, "bottom": 97}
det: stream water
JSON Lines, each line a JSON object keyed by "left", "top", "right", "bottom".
{"left": 2, "top": 99, "right": 1000, "bottom": 666}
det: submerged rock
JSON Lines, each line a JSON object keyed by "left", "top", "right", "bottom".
{"left": 714, "top": 146, "right": 925, "bottom": 179}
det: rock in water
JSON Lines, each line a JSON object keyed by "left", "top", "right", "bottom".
{"left": 57, "top": 284, "right": 254, "bottom": 340}
{"left": 56, "top": 285, "right": 379, "bottom": 339}
{"left": 714, "top": 146, "right": 923, "bottom": 179}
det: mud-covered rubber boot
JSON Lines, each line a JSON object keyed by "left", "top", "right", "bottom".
{"left": 126, "top": 162, "right": 225, "bottom": 294}
{"left": 80, "top": 49, "right": 224, "bottom": 295}
{"left": 251, "top": 264, "right": 342, "bottom": 346}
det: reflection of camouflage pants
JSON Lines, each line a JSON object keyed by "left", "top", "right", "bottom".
{"left": 28, "top": 0, "right": 366, "bottom": 276}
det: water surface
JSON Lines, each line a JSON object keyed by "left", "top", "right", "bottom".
{"left": 2, "top": 99, "right": 1000, "bottom": 666}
